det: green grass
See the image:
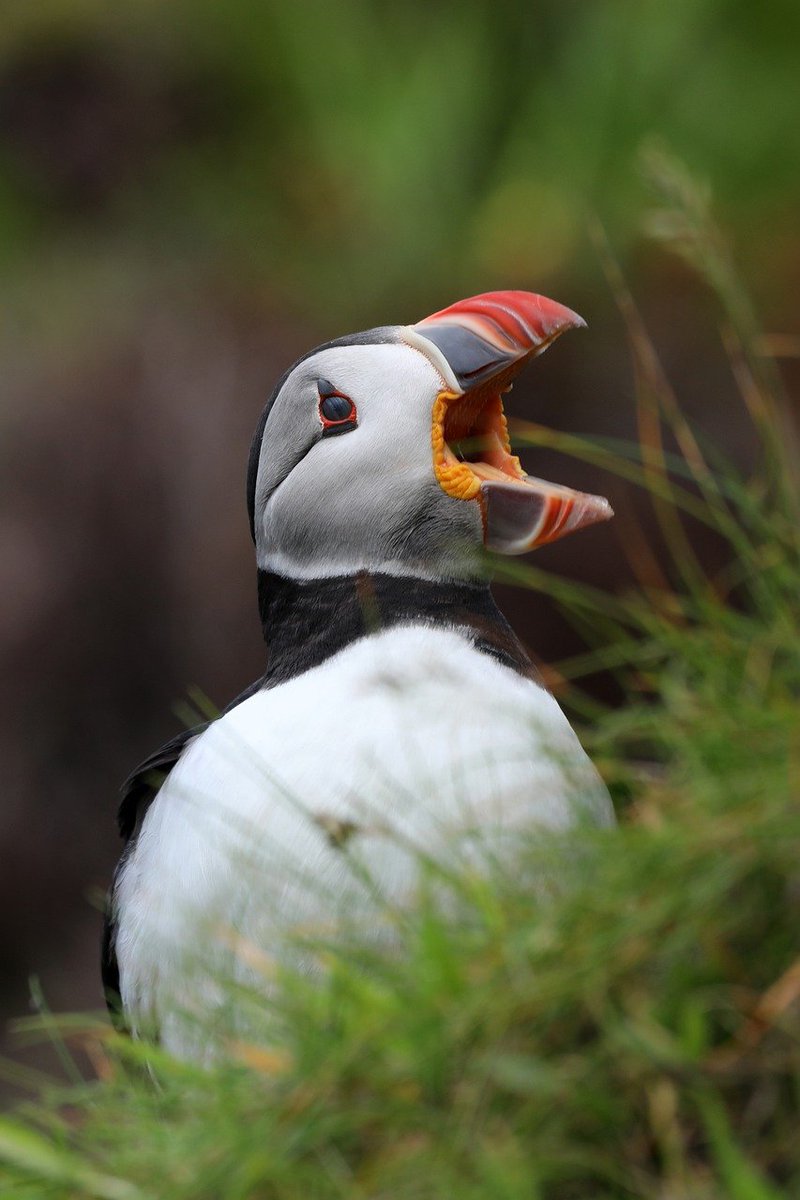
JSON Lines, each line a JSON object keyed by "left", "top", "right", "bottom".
{"left": 1, "top": 158, "right": 798, "bottom": 1198}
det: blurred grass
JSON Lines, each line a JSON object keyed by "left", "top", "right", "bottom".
{"left": 2, "top": 0, "right": 799, "bottom": 356}
{"left": 0, "top": 153, "right": 798, "bottom": 1197}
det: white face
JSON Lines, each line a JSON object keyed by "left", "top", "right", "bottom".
{"left": 252, "top": 341, "right": 483, "bottom": 580}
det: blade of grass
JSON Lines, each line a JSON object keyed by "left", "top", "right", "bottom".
{"left": 0, "top": 1119, "right": 147, "bottom": 1200}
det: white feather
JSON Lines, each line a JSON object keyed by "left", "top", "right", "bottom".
{"left": 114, "top": 624, "right": 613, "bottom": 1054}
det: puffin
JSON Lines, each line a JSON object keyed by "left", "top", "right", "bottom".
{"left": 102, "top": 290, "right": 615, "bottom": 1057}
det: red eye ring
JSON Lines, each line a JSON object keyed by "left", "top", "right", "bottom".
{"left": 317, "top": 380, "right": 357, "bottom": 431}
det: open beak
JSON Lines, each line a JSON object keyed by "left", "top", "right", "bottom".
{"left": 406, "top": 290, "right": 613, "bottom": 554}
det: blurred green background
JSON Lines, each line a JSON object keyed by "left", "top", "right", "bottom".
{"left": 1, "top": 0, "right": 798, "bottom": 1081}
{"left": 3, "top": 0, "right": 800, "bottom": 339}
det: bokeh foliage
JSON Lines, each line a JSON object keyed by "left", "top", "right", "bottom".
{"left": 1, "top": 4, "right": 799, "bottom": 1194}
{"left": 2, "top": 0, "right": 799, "bottom": 346}
{"left": 1, "top": 133, "right": 799, "bottom": 1198}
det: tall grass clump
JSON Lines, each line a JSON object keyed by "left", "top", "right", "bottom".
{"left": 1, "top": 154, "right": 798, "bottom": 1199}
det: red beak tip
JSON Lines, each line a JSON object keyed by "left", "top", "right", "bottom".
{"left": 417, "top": 290, "right": 586, "bottom": 354}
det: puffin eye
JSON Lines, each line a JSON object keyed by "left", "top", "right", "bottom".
{"left": 317, "top": 379, "right": 357, "bottom": 433}
{"left": 320, "top": 394, "right": 354, "bottom": 422}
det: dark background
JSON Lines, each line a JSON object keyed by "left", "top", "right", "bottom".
{"left": 2, "top": 0, "right": 799, "bottom": 1075}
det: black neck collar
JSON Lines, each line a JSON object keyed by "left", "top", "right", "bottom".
{"left": 257, "top": 570, "right": 538, "bottom": 687}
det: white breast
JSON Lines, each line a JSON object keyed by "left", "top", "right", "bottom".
{"left": 114, "top": 625, "right": 613, "bottom": 1053}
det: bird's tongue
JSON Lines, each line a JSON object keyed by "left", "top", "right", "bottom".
{"left": 480, "top": 474, "right": 613, "bottom": 555}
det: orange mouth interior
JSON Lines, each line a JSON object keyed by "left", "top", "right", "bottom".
{"left": 432, "top": 366, "right": 529, "bottom": 501}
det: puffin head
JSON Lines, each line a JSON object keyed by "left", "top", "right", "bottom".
{"left": 247, "top": 290, "right": 612, "bottom": 581}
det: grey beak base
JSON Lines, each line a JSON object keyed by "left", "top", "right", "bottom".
{"left": 414, "top": 324, "right": 517, "bottom": 390}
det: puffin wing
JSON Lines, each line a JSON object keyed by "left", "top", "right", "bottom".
{"left": 101, "top": 674, "right": 268, "bottom": 1024}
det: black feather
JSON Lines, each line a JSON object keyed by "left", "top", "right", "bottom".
{"left": 103, "top": 569, "right": 540, "bottom": 1021}
{"left": 101, "top": 672, "right": 268, "bottom": 1022}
